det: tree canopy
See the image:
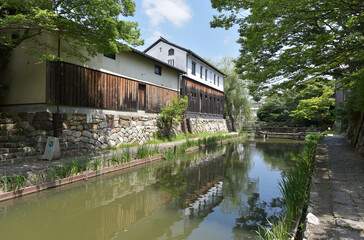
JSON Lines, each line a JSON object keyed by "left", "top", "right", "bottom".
{"left": 218, "top": 57, "right": 252, "bottom": 131}
{"left": 210, "top": 0, "right": 364, "bottom": 99}
{"left": 257, "top": 79, "right": 335, "bottom": 127}
{"left": 0, "top": 0, "right": 144, "bottom": 70}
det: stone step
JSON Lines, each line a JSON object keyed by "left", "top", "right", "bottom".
{"left": 7, "top": 135, "right": 26, "bottom": 142}
{"left": 0, "top": 124, "right": 16, "bottom": 131}
{"left": 0, "top": 118, "right": 12, "bottom": 124}
{"left": 0, "top": 155, "right": 40, "bottom": 167}
{"left": 0, "top": 146, "right": 35, "bottom": 153}
{"left": 0, "top": 150, "right": 39, "bottom": 161}
{"left": 1, "top": 142, "right": 28, "bottom": 148}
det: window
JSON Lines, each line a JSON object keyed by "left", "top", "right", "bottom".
{"left": 168, "top": 59, "right": 174, "bottom": 66}
{"left": 191, "top": 91, "right": 197, "bottom": 99}
{"left": 214, "top": 74, "right": 216, "bottom": 85}
{"left": 217, "top": 76, "right": 220, "bottom": 86}
{"left": 168, "top": 48, "right": 174, "bottom": 56}
{"left": 205, "top": 69, "right": 208, "bottom": 81}
{"left": 155, "top": 65, "right": 162, "bottom": 75}
{"left": 104, "top": 54, "right": 115, "bottom": 60}
{"left": 200, "top": 66, "right": 203, "bottom": 78}
{"left": 191, "top": 61, "right": 196, "bottom": 75}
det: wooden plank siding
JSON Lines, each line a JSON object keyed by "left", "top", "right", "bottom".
{"left": 183, "top": 77, "right": 224, "bottom": 116}
{"left": 46, "top": 61, "right": 178, "bottom": 112}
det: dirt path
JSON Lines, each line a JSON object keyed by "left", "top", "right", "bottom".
{"left": 305, "top": 135, "right": 364, "bottom": 240}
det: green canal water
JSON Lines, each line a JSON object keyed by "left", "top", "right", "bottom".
{"left": 0, "top": 139, "right": 304, "bottom": 240}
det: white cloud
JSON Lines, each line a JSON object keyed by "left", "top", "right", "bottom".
{"left": 145, "top": 30, "right": 172, "bottom": 45}
{"left": 142, "top": 0, "right": 192, "bottom": 27}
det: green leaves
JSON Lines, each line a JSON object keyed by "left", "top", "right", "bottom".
{"left": 158, "top": 96, "right": 188, "bottom": 139}
{"left": 211, "top": 0, "right": 364, "bottom": 99}
{"left": 257, "top": 79, "right": 335, "bottom": 127}
{"left": 0, "top": 0, "right": 143, "bottom": 70}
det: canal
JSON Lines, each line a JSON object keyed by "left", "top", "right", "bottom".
{"left": 0, "top": 139, "right": 304, "bottom": 240}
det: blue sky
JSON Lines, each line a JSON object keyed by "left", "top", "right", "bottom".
{"left": 128, "top": 0, "right": 241, "bottom": 63}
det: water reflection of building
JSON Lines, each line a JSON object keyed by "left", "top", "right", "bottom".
{"left": 111, "top": 155, "right": 225, "bottom": 240}
{"left": 185, "top": 156, "right": 224, "bottom": 206}
{"left": 112, "top": 182, "right": 224, "bottom": 240}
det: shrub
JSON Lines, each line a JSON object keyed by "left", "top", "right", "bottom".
{"left": 157, "top": 96, "right": 188, "bottom": 139}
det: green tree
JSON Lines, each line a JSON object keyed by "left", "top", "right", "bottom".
{"left": 210, "top": 0, "right": 364, "bottom": 98}
{"left": 291, "top": 85, "right": 335, "bottom": 129}
{"left": 257, "top": 91, "right": 299, "bottom": 124}
{"left": 0, "top": 0, "right": 143, "bottom": 71}
{"left": 157, "top": 96, "right": 188, "bottom": 139}
{"left": 257, "top": 79, "right": 335, "bottom": 127}
{"left": 218, "top": 57, "right": 252, "bottom": 131}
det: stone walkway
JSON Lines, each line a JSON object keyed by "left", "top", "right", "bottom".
{"left": 305, "top": 135, "right": 364, "bottom": 240}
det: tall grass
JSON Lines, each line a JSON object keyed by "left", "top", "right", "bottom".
{"left": 0, "top": 175, "right": 27, "bottom": 192}
{"left": 137, "top": 145, "right": 149, "bottom": 159}
{"left": 257, "top": 137, "right": 320, "bottom": 239}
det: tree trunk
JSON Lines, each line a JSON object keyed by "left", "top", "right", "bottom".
{"left": 226, "top": 102, "right": 236, "bottom": 132}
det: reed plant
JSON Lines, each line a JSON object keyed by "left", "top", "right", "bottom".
{"left": 111, "top": 154, "right": 118, "bottom": 166}
{"left": 257, "top": 218, "right": 292, "bottom": 240}
{"left": 93, "top": 158, "right": 101, "bottom": 171}
{"left": 162, "top": 148, "right": 175, "bottom": 159}
{"left": 13, "top": 175, "right": 26, "bottom": 190}
{"left": 70, "top": 160, "right": 79, "bottom": 176}
{"left": 257, "top": 137, "right": 319, "bottom": 239}
{"left": 148, "top": 146, "right": 160, "bottom": 157}
{"left": 47, "top": 167, "right": 58, "bottom": 181}
{"left": 137, "top": 145, "right": 149, "bottom": 159}
{"left": 123, "top": 148, "right": 131, "bottom": 163}
{"left": 1, "top": 175, "right": 10, "bottom": 192}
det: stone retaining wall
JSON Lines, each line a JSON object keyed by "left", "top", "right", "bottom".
{"left": 61, "top": 113, "right": 158, "bottom": 151}
{"left": 189, "top": 118, "right": 228, "bottom": 133}
{"left": 1, "top": 112, "right": 229, "bottom": 158}
{"left": 0, "top": 112, "right": 53, "bottom": 152}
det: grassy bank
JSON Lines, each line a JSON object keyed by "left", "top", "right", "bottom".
{"left": 0, "top": 132, "right": 245, "bottom": 194}
{"left": 257, "top": 134, "right": 325, "bottom": 239}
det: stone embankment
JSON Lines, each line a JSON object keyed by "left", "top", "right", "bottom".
{"left": 0, "top": 132, "right": 242, "bottom": 202}
{"left": 189, "top": 118, "right": 228, "bottom": 133}
{"left": 0, "top": 111, "right": 228, "bottom": 166}
{"left": 304, "top": 136, "right": 364, "bottom": 240}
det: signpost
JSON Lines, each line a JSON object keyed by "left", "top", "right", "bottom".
{"left": 43, "top": 137, "right": 61, "bottom": 160}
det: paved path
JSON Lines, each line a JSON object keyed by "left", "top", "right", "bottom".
{"left": 305, "top": 135, "right": 364, "bottom": 240}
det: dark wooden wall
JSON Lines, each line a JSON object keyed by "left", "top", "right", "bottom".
{"left": 46, "top": 61, "right": 178, "bottom": 112}
{"left": 183, "top": 77, "right": 224, "bottom": 116}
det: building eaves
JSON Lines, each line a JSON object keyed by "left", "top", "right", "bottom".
{"left": 144, "top": 37, "right": 226, "bottom": 77}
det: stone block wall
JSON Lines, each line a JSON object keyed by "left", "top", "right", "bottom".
{"left": 189, "top": 118, "right": 228, "bottom": 133}
{"left": 0, "top": 112, "right": 53, "bottom": 152}
{"left": 61, "top": 113, "right": 158, "bottom": 151}
{"left": 1, "top": 111, "right": 229, "bottom": 159}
